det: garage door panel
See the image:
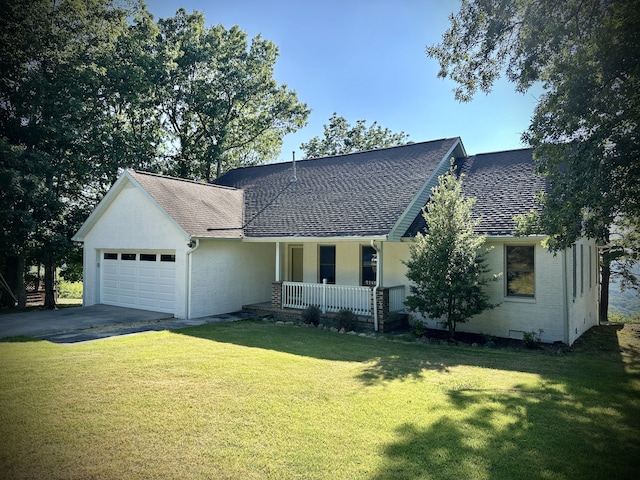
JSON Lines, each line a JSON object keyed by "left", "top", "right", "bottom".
{"left": 100, "top": 251, "right": 176, "bottom": 314}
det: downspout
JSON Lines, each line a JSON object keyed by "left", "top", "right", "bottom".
{"left": 371, "top": 240, "right": 380, "bottom": 332}
{"left": 186, "top": 238, "right": 200, "bottom": 319}
{"left": 562, "top": 248, "right": 570, "bottom": 345}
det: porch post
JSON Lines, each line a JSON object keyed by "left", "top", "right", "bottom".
{"left": 376, "top": 287, "right": 390, "bottom": 332}
{"left": 272, "top": 281, "right": 283, "bottom": 308}
{"left": 275, "top": 241, "right": 282, "bottom": 281}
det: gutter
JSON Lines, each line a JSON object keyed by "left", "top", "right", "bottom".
{"left": 186, "top": 238, "right": 200, "bottom": 319}
{"left": 371, "top": 239, "right": 380, "bottom": 332}
{"left": 562, "top": 248, "right": 570, "bottom": 344}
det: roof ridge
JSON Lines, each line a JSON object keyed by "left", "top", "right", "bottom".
{"left": 129, "top": 169, "right": 238, "bottom": 191}
{"left": 300, "top": 137, "right": 459, "bottom": 161}
{"left": 217, "top": 137, "right": 460, "bottom": 177}
{"left": 469, "top": 146, "right": 533, "bottom": 157}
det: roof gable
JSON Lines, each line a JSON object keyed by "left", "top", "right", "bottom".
{"left": 404, "top": 148, "right": 548, "bottom": 237}
{"left": 216, "top": 138, "right": 461, "bottom": 238}
{"left": 74, "top": 170, "right": 243, "bottom": 241}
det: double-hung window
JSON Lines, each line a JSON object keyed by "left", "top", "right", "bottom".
{"left": 506, "top": 245, "right": 535, "bottom": 297}
{"left": 361, "top": 246, "right": 377, "bottom": 286}
{"left": 319, "top": 246, "right": 336, "bottom": 284}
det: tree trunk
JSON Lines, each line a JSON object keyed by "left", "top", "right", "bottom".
{"left": 600, "top": 259, "right": 610, "bottom": 324}
{"left": 0, "top": 257, "right": 18, "bottom": 308}
{"left": 43, "top": 255, "right": 57, "bottom": 310}
{"left": 16, "top": 255, "right": 26, "bottom": 309}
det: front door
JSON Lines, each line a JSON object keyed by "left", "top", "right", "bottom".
{"left": 290, "top": 246, "right": 303, "bottom": 282}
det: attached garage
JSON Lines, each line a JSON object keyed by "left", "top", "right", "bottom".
{"left": 101, "top": 251, "right": 176, "bottom": 314}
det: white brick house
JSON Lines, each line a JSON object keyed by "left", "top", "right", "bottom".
{"left": 73, "top": 138, "right": 599, "bottom": 345}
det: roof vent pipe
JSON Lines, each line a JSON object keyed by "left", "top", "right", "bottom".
{"left": 291, "top": 151, "right": 297, "bottom": 183}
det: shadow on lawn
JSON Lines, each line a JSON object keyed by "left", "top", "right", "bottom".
{"left": 370, "top": 325, "right": 640, "bottom": 480}
{"left": 180, "top": 321, "right": 640, "bottom": 479}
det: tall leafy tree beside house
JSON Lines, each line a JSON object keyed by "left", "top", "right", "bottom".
{"left": 0, "top": 1, "right": 309, "bottom": 308}
{"left": 0, "top": 0, "right": 158, "bottom": 308}
{"left": 404, "top": 168, "right": 495, "bottom": 339}
{"left": 427, "top": 0, "right": 640, "bottom": 320}
{"left": 156, "top": 9, "right": 310, "bottom": 181}
{"left": 300, "top": 113, "right": 409, "bottom": 158}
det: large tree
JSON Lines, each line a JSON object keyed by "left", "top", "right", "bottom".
{"left": 300, "top": 112, "right": 409, "bottom": 158}
{"left": 0, "top": 0, "right": 158, "bottom": 308}
{"left": 156, "top": 9, "right": 309, "bottom": 181}
{"left": 404, "top": 168, "right": 495, "bottom": 339}
{"left": 0, "top": 2, "right": 309, "bottom": 309}
{"left": 427, "top": 0, "right": 639, "bottom": 319}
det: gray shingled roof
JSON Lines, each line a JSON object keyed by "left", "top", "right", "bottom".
{"left": 405, "top": 148, "right": 548, "bottom": 237}
{"left": 129, "top": 170, "right": 244, "bottom": 238}
{"left": 215, "top": 138, "right": 459, "bottom": 238}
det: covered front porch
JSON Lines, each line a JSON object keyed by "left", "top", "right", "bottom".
{"left": 242, "top": 239, "right": 411, "bottom": 332}
{"left": 265, "top": 281, "right": 406, "bottom": 332}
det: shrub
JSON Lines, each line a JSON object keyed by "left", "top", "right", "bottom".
{"left": 57, "top": 281, "right": 83, "bottom": 299}
{"left": 302, "top": 305, "right": 321, "bottom": 326}
{"left": 408, "top": 315, "right": 427, "bottom": 337}
{"left": 336, "top": 309, "right": 357, "bottom": 331}
{"left": 523, "top": 329, "right": 544, "bottom": 349}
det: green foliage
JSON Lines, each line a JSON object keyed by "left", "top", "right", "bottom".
{"left": 0, "top": 1, "right": 309, "bottom": 308}
{"left": 300, "top": 112, "right": 408, "bottom": 159}
{"left": 156, "top": 11, "right": 310, "bottom": 181}
{"left": 428, "top": 0, "right": 640, "bottom": 252}
{"left": 522, "top": 329, "right": 544, "bottom": 349}
{"left": 608, "top": 311, "right": 640, "bottom": 324}
{"left": 302, "top": 304, "right": 321, "bottom": 326}
{"left": 404, "top": 167, "right": 496, "bottom": 339}
{"left": 409, "top": 316, "right": 427, "bottom": 338}
{"left": 56, "top": 281, "right": 83, "bottom": 299}
{"left": 335, "top": 308, "right": 357, "bottom": 331}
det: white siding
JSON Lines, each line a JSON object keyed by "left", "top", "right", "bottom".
{"left": 188, "top": 240, "right": 275, "bottom": 318}
{"left": 81, "top": 183, "right": 188, "bottom": 316}
{"left": 566, "top": 238, "right": 600, "bottom": 344}
{"left": 392, "top": 237, "right": 598, "bottom": 345}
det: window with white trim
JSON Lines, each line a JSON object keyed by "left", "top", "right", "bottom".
{"left": 506, "top": 245, "right": 535, "bottom": 297}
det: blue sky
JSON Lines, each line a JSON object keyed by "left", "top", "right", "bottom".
{"left": 144, "top": 0, "right": 542, "bottom": 160}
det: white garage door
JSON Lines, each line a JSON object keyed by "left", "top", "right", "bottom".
{"left": 101, "top": 251, "right": 176, "bottom": 314}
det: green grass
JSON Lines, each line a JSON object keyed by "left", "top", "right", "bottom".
{"left": 1, "top": 322, "right": 639, "bottom": 479}
{"left": 56, "top": 281, "right": 83, "bottom": 299}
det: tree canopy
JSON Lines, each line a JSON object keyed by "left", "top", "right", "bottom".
{"left": 0, "top": 0, "right": 308, "bottom": 308}
{"left": 156, "top": 9, "right": 309, "bottom": 181}
{"left": 300, "top": 113, "right": 408, "bottom": 158}
{"left": 427, "top": 0, "right": 639, "bottom": 252}
{"left": 404, "top": 168, "right": 495, "bottom": 339}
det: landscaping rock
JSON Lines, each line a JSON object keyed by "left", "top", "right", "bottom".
{"left": 275, "top": 321, "right": 284, "bottom": 325}
{"left": 339, "top": 328, "right": 346, "bottom": 334}
{"left": 484, "top": 340, "right": 497, "bottom": 348}
{"left": 330, "top": 327, "right": 338, "bottom": 333}
{"left": 347, "top": 331, "right": 357, "bottom": 335}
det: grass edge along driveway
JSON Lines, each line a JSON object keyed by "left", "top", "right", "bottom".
{"left": 1, "top": 321, "right": 639, "bottom": 479}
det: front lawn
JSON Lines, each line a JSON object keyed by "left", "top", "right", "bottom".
{"left": 1, "top": 321, "right": 639, "bottom": 479}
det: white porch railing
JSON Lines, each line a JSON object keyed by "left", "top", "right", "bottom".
{"left": 388, "top": 285, "right": 406, "bottom": 312}
{"left": 282, "top": 280, "right": 372, "bottom": 316}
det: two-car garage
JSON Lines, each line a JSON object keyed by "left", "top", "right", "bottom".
{"left": 100, "top": 251, "right": 176, "bottom": 314}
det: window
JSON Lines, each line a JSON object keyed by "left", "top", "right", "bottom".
{"left": 580, "top": 244, "right": 584, "bottom": 296}
{"left": 103, "top": 253, "right": 117, "bottom": 260}
{"left": 121, "top": 253, "right": 136, "bottom": 261}
{"left": 140, "top": 254, "right": 157, "bottom": 262}
{"left": 160, "top": 254, "right": 176, "bottom": 262}
{"left": 319, "top": 246, "right": 336, "bottom": 284}
{"left": 572, "top": 245, "right": 577, "bottom": 298}
{"left": 589, "top": 245, "right": 593, "bottom": 288}
{"left": 506, "top": 246, "right": 535, "bottom": 297}
{"left": 361, "top": 246, "right": 377, "bottom": 286}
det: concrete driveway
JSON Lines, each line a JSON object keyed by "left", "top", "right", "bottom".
{"left": 0, "top": 304, "right": 254, "bottom": 344}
